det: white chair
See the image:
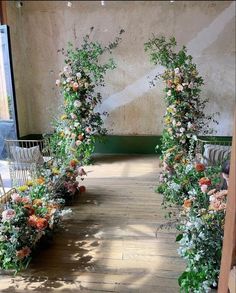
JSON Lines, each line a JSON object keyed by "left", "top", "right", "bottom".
{"left": 4, "top": 139, "right": 49, "bottom": 187}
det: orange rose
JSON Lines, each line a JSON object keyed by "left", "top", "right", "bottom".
{"left": 199, "top": 177, "right": 211, "bottom": 186}
{"left": 28, "top": 215, "right": 38, "bottom": 227}
{"left": 183, "top": 199, "right": 192, "bottom": 209}
{"left": 195, "top": 163, "right": 205, "bottom": 172}
{"left": 37, "top": 177, "right": 45, "bottom": 185}
{"left": 36, "top": 218, "right": 48, "bottom": 230}
{"left": 69, "top": 159, "right": 78, "bottom": 168}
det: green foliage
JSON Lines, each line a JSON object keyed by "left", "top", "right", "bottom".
{"left": 145, "top": 36, "right": 222, "bottom": 292}
{"left": 50, "top": 27, "right": 124, "bottom": 165}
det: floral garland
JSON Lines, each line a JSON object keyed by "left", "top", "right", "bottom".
{"left": 144, "top": 36, "right": 217, "bottom": 202}
{"left": 176, "top": 162, "right": 227, "bottom": 292}
{"left": 0, "top": 28, "right": 124, "bottom": 273}
{"left": 145, "top": 36, "right": 225, "bottom": 292}
{"left": 0, "top": 158, "right": 86, "bottom": 273}
{"left": 50, "top": 27, "right": 124, "bottom": 165}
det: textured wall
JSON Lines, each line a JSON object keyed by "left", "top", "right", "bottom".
{"left": 7, "top": 1, "right": 235, "bottom": 136}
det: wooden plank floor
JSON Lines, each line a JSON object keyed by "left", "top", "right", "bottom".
{"left": 0, "top": 155, "right": 184, "bottom": 292}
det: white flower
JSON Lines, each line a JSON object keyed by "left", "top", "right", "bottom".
{"left": 169, "top": 182, "right": 181, "bottom": 191}
{"left": 188, "top": 188, "right": 196, "bottom": 196}
{"left": 73, "top": 100, "right": 81, "bottom": 107}
{"left": 63, "top": 66, "right": 69, "bottom": 72}
{"left": 194, "top": 254, "right": 201, "bottom": 261}
{"left": 2, "top": 209, "right": 16, "bottom": 221}
{"left": 188, "top": 81, "right": 194, "bottom": 89}
{"left": 198, "top": 232, "right": 205, "bottom": 240}
{"left": 55, "top": 79, "right": 60, "bottom": 86}
{"left": 179, "top": 127, "right": 185, "bottom": 133}
{"left": 174, "top": 68, "right": 180, "bottom": 75}
{"left": 76, "top": 72, "right": 82, "bottom": 79}
{"left": 201, "top": 184, "right": 208, "bottom": 193}
{"left": 186, "top": 164, "right": 193, "bottom": 173}
{"left": 176, "top": 84, "right": 184, "bottom": 92}
{"left": 64, "top": 127, "right": 70, "bottom": 135}
{"left": 187, "top": 122, "right": 192, "bottom": 129}
{"left": 66, "top": 77, "right": 72, "bottom": 83}
{"left": 172, "top": 120, "right": 176, "bottom": 126}
{"left": 167, "top": 90, "right": 172, "bottom": 96}
{"left": 186, "top": 221, "right": 192, "bottom": 227}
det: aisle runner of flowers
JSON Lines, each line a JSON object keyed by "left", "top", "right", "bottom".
{"left": 0, "top": 28, "right": 123, "bottom": 274}
{"left": 0, "top": 159, "right": 86, "bottom": 273}
{"left": 145, "top": 36, "right": 227, "bottom": 292}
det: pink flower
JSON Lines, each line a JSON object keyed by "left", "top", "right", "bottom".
{"left": 85, "top": 127, "right": 91, "bottom": 133}
{"left": 75, "top": 140, "right": 82, "bottom": 146}
{"left": 70, "top": 113, "right": 77, "bottom": 120}
{"left": 16, "top": 246, "right": 31, "bottom": 260}
{"left": 2, "top": 209, "right": 16, "bottom": 221}
{"left": 167, "top": 90, "right": 172, "bottom": 96}
{"left": 72, "top": 82, "right": 79, "bottom": 91}
{"left": 73, "top": 100, "right": 81, "bottom": 107}
{"left": 11, "top": 193, "right": 21, "bottom": 203}
{"left": 201, "top": 184, "right": 208, "bottom": 193}
{"left": 63, "top": 66, "right": 69, "bottom": 72}
{"left": 21, "top": 196, "right": 30, "bottom": 204}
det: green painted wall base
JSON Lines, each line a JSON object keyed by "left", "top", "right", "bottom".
{"left": 20, "top": 134, "right": 232, "bottom": 155}
{"left": 95, "top": 136, "right": 162, "bottom": 154}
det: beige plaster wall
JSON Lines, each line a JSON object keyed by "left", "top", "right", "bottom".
{"left": 7, "top": 1, "right": 235, "bottom": 136}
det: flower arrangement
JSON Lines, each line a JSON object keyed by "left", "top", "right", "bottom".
{"left": 144, "top": 36, "right": 218, "bottom": 197}
{"left": 0, "top": 27, "right": 124, "bottom": 273}
{"left": 177, "top": 163, "right": 227, "bottom": 292}
{"left": 50, "top": 27, "right": 124, "bottom": 165}
{"left": 0, "top": 177, "right": 71, "bottom": 273}
{"left": 144, "top": 36, "right": 225, "bottom": 292}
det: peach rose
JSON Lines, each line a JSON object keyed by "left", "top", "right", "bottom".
{"left": 36, "top": 218, "right": 48, "bottom": 231}
{"left": 183, "top": 199, "right": 192, "bottom": 209}
{"left": 16, "top": 246, "right": 31, "bottom": 260}
{"left": 199, "top": 177, "right": 211, "bottom": 186}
